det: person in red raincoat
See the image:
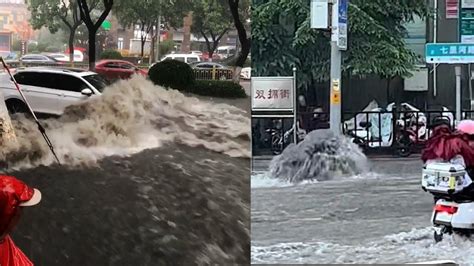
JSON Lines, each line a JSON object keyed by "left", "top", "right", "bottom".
{"left": 422, "top": 118, "right": 474, "bottom": 200}
{"left": 0, "top": 175, "right": 42, "bottom": 266}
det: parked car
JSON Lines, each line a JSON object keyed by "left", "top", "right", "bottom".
{"left": 190, "top": 62, "right": 229, "bottom": 69}
{"left": 48, "top": 53, "right": 69, "bottom": 62}
{"left": 0, "top": 67, "right": 108, "bottom": 116}
{"left": 48, "top": 51, "right": 85, "bottom": 63}
{"left": 95, "top": 60, "right": 148, "bottom": 81}
{"left": 19, "top": 54, "right": 62, "bottom": 65}
{"left": 161, "top": 53, "right": 201, "bottom": 64}
{"left": 190, "top": 51, "right": 203, "bottom": 58}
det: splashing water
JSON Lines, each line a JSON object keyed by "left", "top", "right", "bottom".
{"left": 0, "top": 75, "right": 250, "bottom": 169}
{"left": 269, "top": 129, "right": 367, "bottom": 183}
{"left": 252, "top": 227, "right": 474, "bottom": 264}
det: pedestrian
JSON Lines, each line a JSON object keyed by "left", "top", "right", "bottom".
{"left": 0, "top": 175, "right": 41, "bottom": 266}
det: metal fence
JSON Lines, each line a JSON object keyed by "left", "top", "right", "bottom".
{"left": 252, "top": 117, "right": 296, "bottom": 156}
{"left": 342, "top": 109, "right": 460, "bottom": 156}
{"left": 251, "top": 109, "right": 474, "bottom": 157}
{"left": 193, "top": 68, "right": 233, "bottom": 81}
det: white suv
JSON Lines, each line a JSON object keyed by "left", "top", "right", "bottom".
{"left": 161, "top": 54, "right": 201, "bottom": 64}
{"left": 0, "top": 67, "right": 108, "bottom": 116}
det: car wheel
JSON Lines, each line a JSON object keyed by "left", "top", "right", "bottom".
{"left": 6, "top": 100, "right": 28, "bottom": 115}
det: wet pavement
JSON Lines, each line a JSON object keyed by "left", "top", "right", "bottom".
{"left": 11, "top": 144, "right": 250, "bottom": 266}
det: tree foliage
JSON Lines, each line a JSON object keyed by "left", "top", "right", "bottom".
{"left": 192, "top": 0, "right": 234, "bottom": 59}
{"left": 114, "top": 0, "right": 192, "bottom": 59}
{"left": 78, "top": 0, "right": 114, "bottom": 70}
{"left": 252, "top": 0, "right": 428, "bottom": 90}
{"left": 28, "top": 0, "right": 84, "bottom": 62}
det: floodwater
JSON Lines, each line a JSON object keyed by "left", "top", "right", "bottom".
{"left": 251, "top": 158, "right": 474, "bottom": 265}
{"left": 2, "top": 76, "right": 250, "bottom": 265}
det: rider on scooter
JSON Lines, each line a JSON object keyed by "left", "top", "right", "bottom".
{"left": 422, "top": 118, "right": 474, "bottom": 198}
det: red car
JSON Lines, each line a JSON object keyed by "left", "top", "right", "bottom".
{"left": 95, "top": 60, "right": 148, "bottom": 81}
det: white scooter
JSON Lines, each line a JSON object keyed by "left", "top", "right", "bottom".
{"left": 422, "top": 162, "right": 474, "bottom": 242}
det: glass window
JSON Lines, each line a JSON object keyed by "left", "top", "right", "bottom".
{"left": 120, "top": 63, "right": 134, "bottom": 69}
{"left": 14, "top": 72, "right": 35, "bottom": 85}
{"left": 50, "top": 74, "right": 88, "bottom": 92}
{"left": 83, "top": 74, "right": 109, "bottom": 93}
{"left": 15, "top": 72, "right": 56, "bottom": 88}
{"left": 104, "top": 63, "right": 120, "bottom": 68}
{"left": 187, "top": 57, "right": 198, "bottom": 63}
{"left": 174, "top": 57, "right": 185, "bottom": 62}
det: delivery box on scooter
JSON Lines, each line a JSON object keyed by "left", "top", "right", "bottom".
{"left": 422, "top": 162, "right": 467, "bottom": 194}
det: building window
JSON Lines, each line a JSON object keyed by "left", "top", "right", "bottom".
{"left": 118, "top": 37, "right": 124, "bottom": 50}
{"left": 404, "top": 17, "right": 426, "bottom": 56}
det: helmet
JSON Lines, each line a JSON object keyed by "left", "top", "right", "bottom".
{"left": 457, "top": 120, "right": 474, "bottom": 135}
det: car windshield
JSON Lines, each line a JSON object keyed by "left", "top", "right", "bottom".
{"left": 83, "top": 74, "right": 109, "bottom": 93}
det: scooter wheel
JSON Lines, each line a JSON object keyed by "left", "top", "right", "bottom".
{"left": 434, "top": 231, "right": 443, "bottom": 243}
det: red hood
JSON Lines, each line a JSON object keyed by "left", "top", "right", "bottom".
{"left": 0, "top": 176, "right": 34, "bottom": 236}
{"left": 0, "top": 176, "right": 35, "bottom": 266}
{"left": 421, "top": 126, "right": 474, "bottom": 167}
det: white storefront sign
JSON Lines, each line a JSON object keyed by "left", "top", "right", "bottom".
{"left": 251, "top": 77, "right": 294, "bottom": 112}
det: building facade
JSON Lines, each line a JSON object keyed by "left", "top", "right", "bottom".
{"left": 0, "top": 0, "right": 35, "bottom": 41}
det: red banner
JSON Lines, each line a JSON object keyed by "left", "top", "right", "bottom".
{"left": 447, "top": 0, "right": 459, "bottom": 19}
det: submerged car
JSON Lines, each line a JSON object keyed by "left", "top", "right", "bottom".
{"left": 95, "top": 60, "right": 148, "bottom": 81}
{"left": 0, "top": 67, "right": 108, "bottom": 116}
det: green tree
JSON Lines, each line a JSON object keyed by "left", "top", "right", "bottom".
{"left": 28, "top": 0, "right": 84, "bottom": 63}
{"left": 114, "top": 0, "right": 192, "bottom": 61}
{"left": 228, "top": 0, "right": 250, "bottom": 82}
{"left": 114, "top": 0, "right": 160, "bottom": 59}
{"left": 77, "top": 0, "right": 113, "bottom": 70}
{"left": 192, "top": 0, "right": 233, "bottom": 61}
{"left": 252, "top": 0, "right": 428, "bottom": 95}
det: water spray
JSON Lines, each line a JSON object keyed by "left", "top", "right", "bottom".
{"left": 0, "top": 57, "right": 61, "bottom": 165}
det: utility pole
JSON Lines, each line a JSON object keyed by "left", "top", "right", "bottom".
{"left": 329, "top": 0, "right": 347, "bottom": 135}
{"left": 329, "top": 38, "right": 342, "bottom": 135}
{"left": 456, "top": 65, "right": 462, "bottom": 122}
{"left": 310, "top": 0, "right": 347, "bottom": 135}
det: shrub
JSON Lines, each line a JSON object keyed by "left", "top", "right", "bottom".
{"left": 190, "top": 80, "right": 247, "bottom": 98}
{"left": 100, "top": 49, "right": 123, "bottom": 59}
{"left": 148, "top": 59, "right": 195, "bottom": 90}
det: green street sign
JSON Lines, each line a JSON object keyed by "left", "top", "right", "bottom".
{"left": 425, "top": 43, "right": 474, "bottom": 63}
{"left": 101, "top": 20, "right": 111, "bottom": 31}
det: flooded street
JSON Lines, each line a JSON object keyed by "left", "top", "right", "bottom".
{"left": 2, "top": 76, "right": 250, "bottom": 265}
{"left": 251, "top": 158, "right": 474, "bottom": 264}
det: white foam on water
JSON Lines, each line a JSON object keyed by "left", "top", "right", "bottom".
{"left": 251, "top": 170, "right": 387, "bottom": 189}
{"left": 1, "top": 75, "right": 250, "bottom": 169}
{"left": 251, "top": 171, "right": 319, "bottom": 189}
{"left": 252, "top": 227, "right": 474, "bottom": 265}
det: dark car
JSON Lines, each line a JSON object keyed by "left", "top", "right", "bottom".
{"left": 19, "top": 54, "right": 62, "bottom": 65}
{"left": 95, "top": 60, "right": 148, "bottom": 81}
